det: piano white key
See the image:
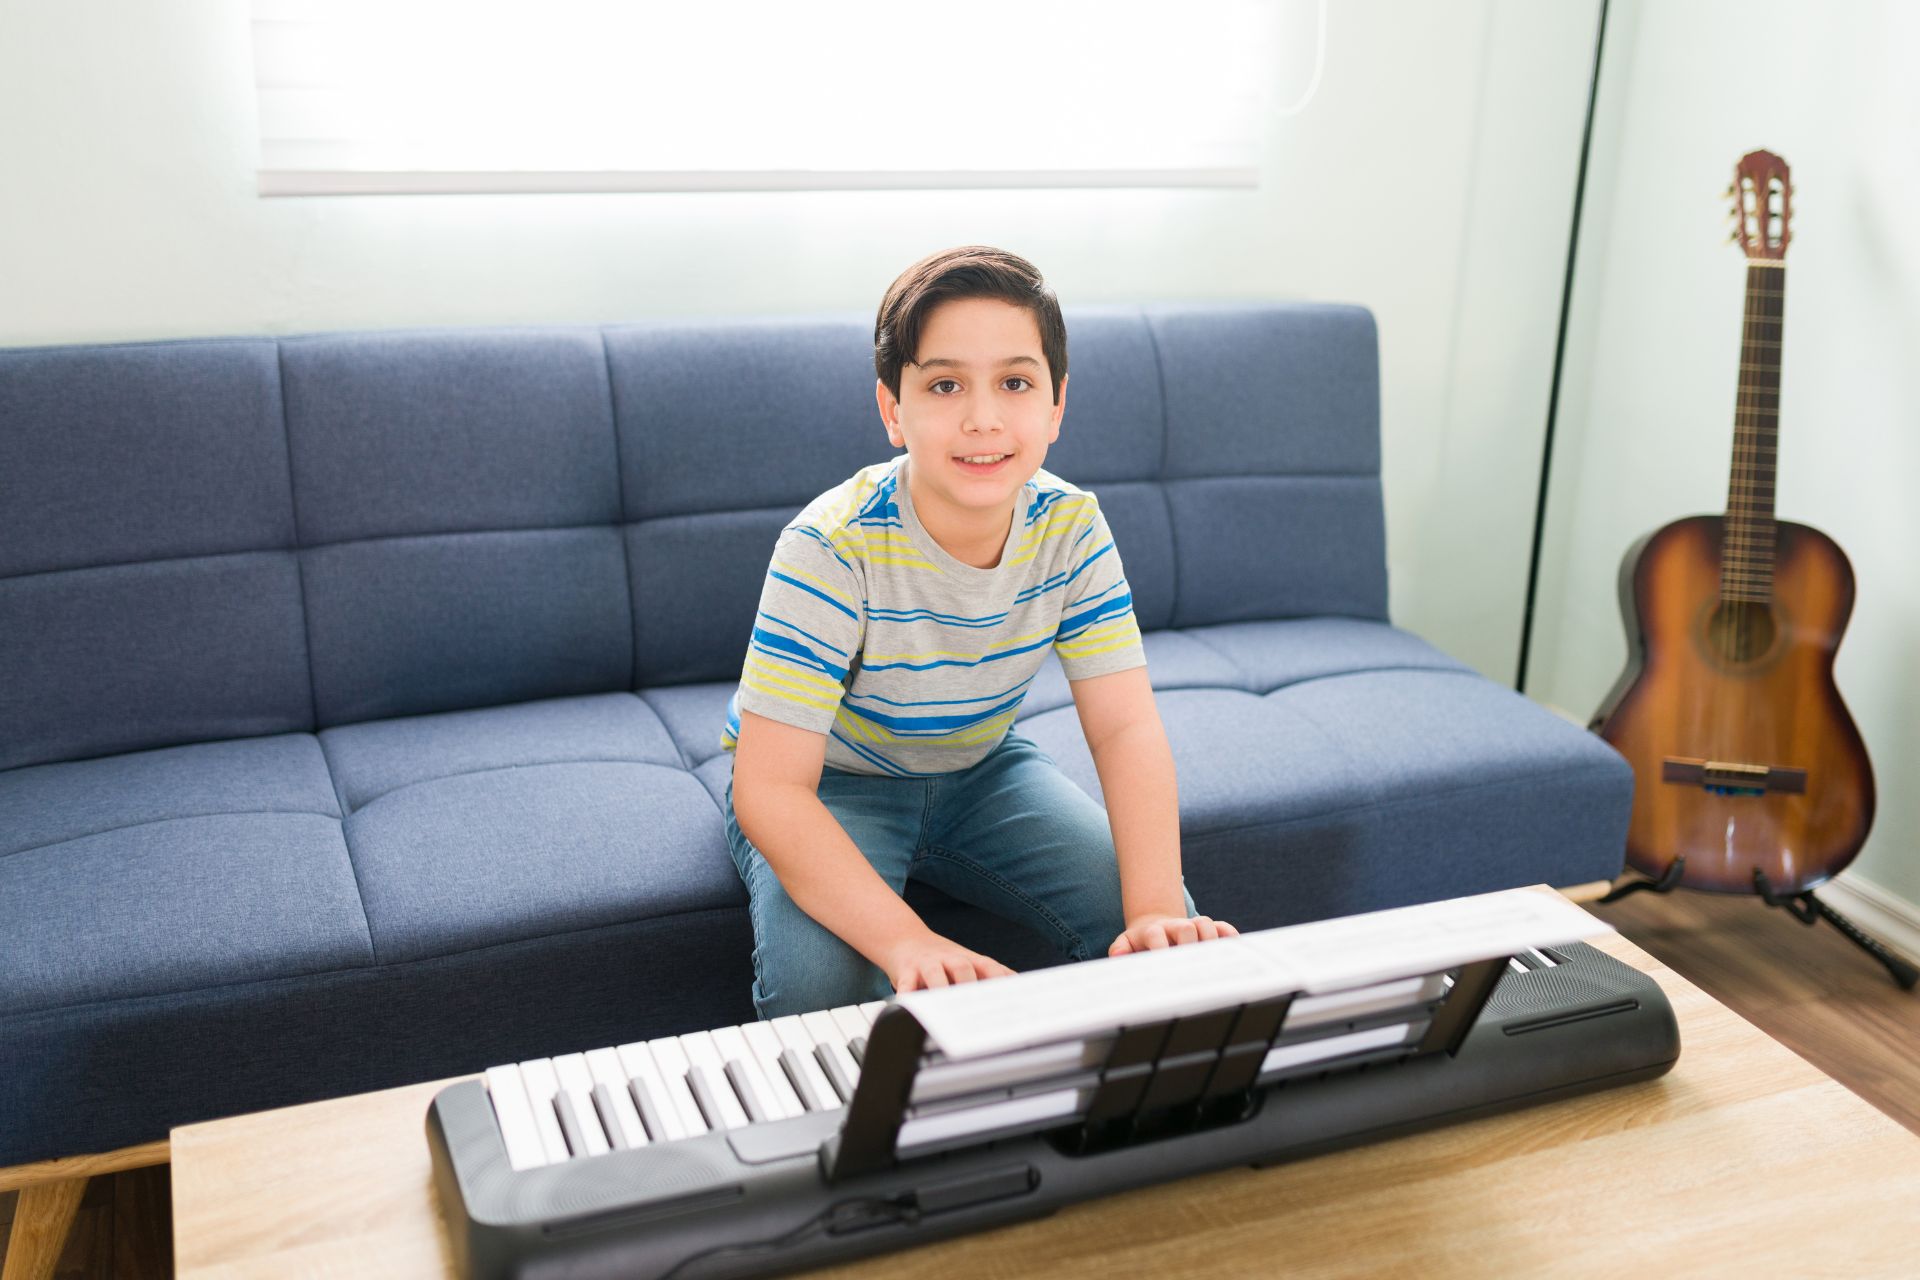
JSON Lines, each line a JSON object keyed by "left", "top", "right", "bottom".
{"left": 679, "top": 1030, "right": 751, "bottom": 1130}
{"left": 771, "top": 1015, "right": 838, "bottom": 1111}
{"left": 551, "top": 1053, "right": 611, "bottom": 1157}
{"left": 802, "top": 1010, "right": 862, "bottom": 1102}
{"left": 483, "top": 1063, "right": 550, "bottom": 1172}
{"left": 644, "top": 1037, "right": 709, "bottom": 1136}
{"left": 585, "top": 1047, "right": 648, "bottom": 1148}
{"left": 516, "top": 1058, "right": 572, "bottom": 1164}
{"left": 859, "top": 1000, "right": 887, "bottom": 1026}
{"left": 741, "top": 1021, "right": 805, "bottom": 1119}
{"left": 829, "top": 1005, "right": 871, "bottom": 1046}
{"left": 616, "top": 1040, "right": 688, "bottom": 1142}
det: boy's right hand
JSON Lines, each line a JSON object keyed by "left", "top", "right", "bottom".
{"left": 880, "top": 932, "right": 1015, "bottom": 993}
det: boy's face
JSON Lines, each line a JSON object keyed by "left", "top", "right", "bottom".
{"left": 875, "top": 296, "right": 1067, "bottom": 539}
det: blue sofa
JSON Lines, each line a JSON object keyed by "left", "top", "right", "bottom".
{"left": 0, "top": 303, "right": 1630, "bottom": 1168}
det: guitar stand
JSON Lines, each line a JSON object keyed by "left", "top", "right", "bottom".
{"left": 1597, "top": 857, "right": 1687, "bottom": 904}
{"left": 1600, "top": 860, "right": 1917, "bottom": 990}
{"left": 1752, "top": 869, "right": 1919, "bottom": 991}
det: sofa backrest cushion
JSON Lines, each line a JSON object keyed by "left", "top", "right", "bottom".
{"left": 0, "top": 304, "right": 1383, "bottom": 772}
{"left": 0, "top": 341, "right": 313, "bottom": 771}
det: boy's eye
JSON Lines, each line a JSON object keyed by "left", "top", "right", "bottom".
{"left": 928, "top": 376, "right": 1033, "bottom": 394}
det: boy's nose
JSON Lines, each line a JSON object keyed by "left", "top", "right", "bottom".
{"left": 961, "top": 393, "right": 1003, "bottom": 433}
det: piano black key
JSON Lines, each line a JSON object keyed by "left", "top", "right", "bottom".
{"left": 627, "top": 1075, "right": 669, "bottom": 1142}
{"left": 849, "top": 1035, "right": 867, "bottom": 1066}
{"left": 779, "top": 1047, "right": 830, "bottom": 1112}
{"left": 591, "top": 1083, "right": 630, "bottom": 1151}
{"left": 815, "top": 1042, "right": 856, "bottom": 1104}
{"left": 723, "top": 1059, "right": 769, "bottom": 1124}
{"left": 552, "top": 1089, "right": 590, "bottom": 1158}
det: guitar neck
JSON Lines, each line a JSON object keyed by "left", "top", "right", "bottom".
{"left": 1724, "top": 261, "right": 1785, "bottom": 603}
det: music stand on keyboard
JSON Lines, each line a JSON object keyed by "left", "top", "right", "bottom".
{"left": 820, "top": 957, "right": 1509, "bottom": 1182}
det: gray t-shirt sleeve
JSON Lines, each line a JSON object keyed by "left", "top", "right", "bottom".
{"left": 1052, "top": 500, "right": 1147, "bottom": 681}
{"left": 733, "top": 528, "right": 866, "bottom": 736}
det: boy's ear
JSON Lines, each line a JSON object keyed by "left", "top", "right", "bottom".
{"left": 1047, "top": 372, "right": 1068, "bottom": 441}
{"left": 876, "top": 378, "right": 905, "bottom": 448}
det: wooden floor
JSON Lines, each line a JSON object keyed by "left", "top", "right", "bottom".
{"left": 0, "top": 1164, "right": 170, "bottom": 1280}
{"left": 5, "top": 886, "right": 1917, "bottom": 1278}
{"left": 1587, "top": 885, "right": 1920, "bottom": 1135}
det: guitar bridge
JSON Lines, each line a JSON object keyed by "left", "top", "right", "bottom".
{"left": 1661, "top": 757, "right": 1807, "bottom": 797}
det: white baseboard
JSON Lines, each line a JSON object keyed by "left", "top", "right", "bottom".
{"left": 1820, "top": 872, "right": 1920, "bottom": 966}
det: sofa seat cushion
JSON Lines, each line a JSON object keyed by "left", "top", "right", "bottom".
{"left": 0, "top": 735, "right": 373, "bottom": 1016}
{"left": 318, "top": 692, "right": 688, "bottom": 812}
{"left": 1016, "top": 664, "right": 1630, "bottom": 929}
{"left": 320, "top": 694, "right": 741, "bottom": 965}
{"left": 1017, "top": 618, "right": 1474, "bottom": 720}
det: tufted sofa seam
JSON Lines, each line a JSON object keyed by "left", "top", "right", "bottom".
{"left": 634, "top": 690, "right": 698, "bottom": 772}
{"left": 1160, "top": 625, "right": 1254, "bottom": 689}
{"left": 1018, "top": 659, "right": 1490, "bottom": 722}
{"left": 312, "top": 735, "right": 379, "bottom": 965}
{"left": 598, "top": 330, "right": 641, "bottom": 694}
{"left": 274, "top": 339, "right": 321, "bottom": 735}
{"left": 343, "top": 755, "right": 698, "bottom": 818}
{"left": 0, "top": 808, "right": 345, "bottom": 863}
{"left": 1142, "top": 310, "right": 1182, "bottom": 629}
{"left": 0, "top": 476, "right": 1391, "bottom": 587}
{"left": 0, "top": 903, "right": 750, "bottom": 1023}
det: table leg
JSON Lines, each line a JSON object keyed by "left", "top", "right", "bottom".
{"left": 1, "top": 1176, "right": 87, "bottom": 1280}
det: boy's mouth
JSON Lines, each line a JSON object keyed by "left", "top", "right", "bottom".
{"left": 953, "top": 451, "right": 1013, "bottom": 475}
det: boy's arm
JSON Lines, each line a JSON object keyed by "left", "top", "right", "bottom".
{"left": 1069, "top": 666, "right": 1238, "bottom": 955}
{"left": 731, "top": 710, "right": 1013, "bottom": 991}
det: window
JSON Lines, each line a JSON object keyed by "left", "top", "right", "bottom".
{"left": 250, "top": 0, "right": 1305, "bottom": 195}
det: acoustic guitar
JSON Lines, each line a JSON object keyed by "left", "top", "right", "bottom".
{"left": 1591, "top": 149, "right": 1876, "bottom": 901}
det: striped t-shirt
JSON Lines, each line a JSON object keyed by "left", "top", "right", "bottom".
{"left": 721, "top": 456, "right": 1145, "bottom": 777}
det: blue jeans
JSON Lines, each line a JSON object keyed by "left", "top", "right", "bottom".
{"left": 723, "top": 731, "right": 1196, "bottom": 1020}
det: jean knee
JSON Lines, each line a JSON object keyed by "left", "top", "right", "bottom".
{"left": 743, "top": 873, "right": 892, "bottom": 1018}
{"left": 751, "top": 928, "right": 891, "bottom": 1020}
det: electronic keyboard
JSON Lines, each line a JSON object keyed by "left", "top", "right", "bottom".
{"left": 427, "top": 890, "right": 1680, "bottom": 1280}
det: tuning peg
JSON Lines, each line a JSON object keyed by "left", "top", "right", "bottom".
{"left": 1724, "top": 181, "right": 1737, "bottom": 199}
{"left": 1727, "top": 229, "right": 1741, "bottom": 244}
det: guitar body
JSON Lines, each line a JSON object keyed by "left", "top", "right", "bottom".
{"left": 1594, "top": 515, "right": 1875, "bottom": 894}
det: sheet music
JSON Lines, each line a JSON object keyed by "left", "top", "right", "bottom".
{"left": 1242, "top": 885, "right": 1612, "bottom": 993}
{"left": 897, "top": 930, "right": 1300, "bottom": 1059}
{"left": 895, "top": 887, "right": 1611, "bottom": 1059}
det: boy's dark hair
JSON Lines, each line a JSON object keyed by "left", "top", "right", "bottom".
{"left": 874, "top": 246, "right": 1068, "bottom": 405}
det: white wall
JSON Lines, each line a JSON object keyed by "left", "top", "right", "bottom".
{"left": 0, "top": 0, "right": 1600, "bottom": 688}
{"left": 1531, "top": 0, "right": 1920, "bottom": 915}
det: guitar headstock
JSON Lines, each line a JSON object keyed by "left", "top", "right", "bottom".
{"left": 1727, "top": 149, "right": 1792, "bottom": 261}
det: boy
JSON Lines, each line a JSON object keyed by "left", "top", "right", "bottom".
{"left": 722, "top": 246, "right": 1235, "bottom": 1019}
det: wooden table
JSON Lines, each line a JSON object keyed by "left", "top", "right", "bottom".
{"left": 170, "top": 933, "right": 1920, "bottom": 1278}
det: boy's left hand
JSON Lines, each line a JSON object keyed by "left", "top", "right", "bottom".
{"left": 1108, "top": 913, "right": 1239, "bottom": 957}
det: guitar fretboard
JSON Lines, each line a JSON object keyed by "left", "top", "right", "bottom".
{"left": 1724, "top": 260, "right": 1783, "bottom": 603}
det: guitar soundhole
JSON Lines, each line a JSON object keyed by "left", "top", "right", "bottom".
{"left": 1706, "top": 600, "right": 1777, "bottom": 663}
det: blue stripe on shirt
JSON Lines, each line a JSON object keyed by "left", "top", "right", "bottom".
{"left": 769, "top": 570, "right": 860, "bottom": 621}
{"left": 751, "top": 626, "right": 851, "bottom": 680}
